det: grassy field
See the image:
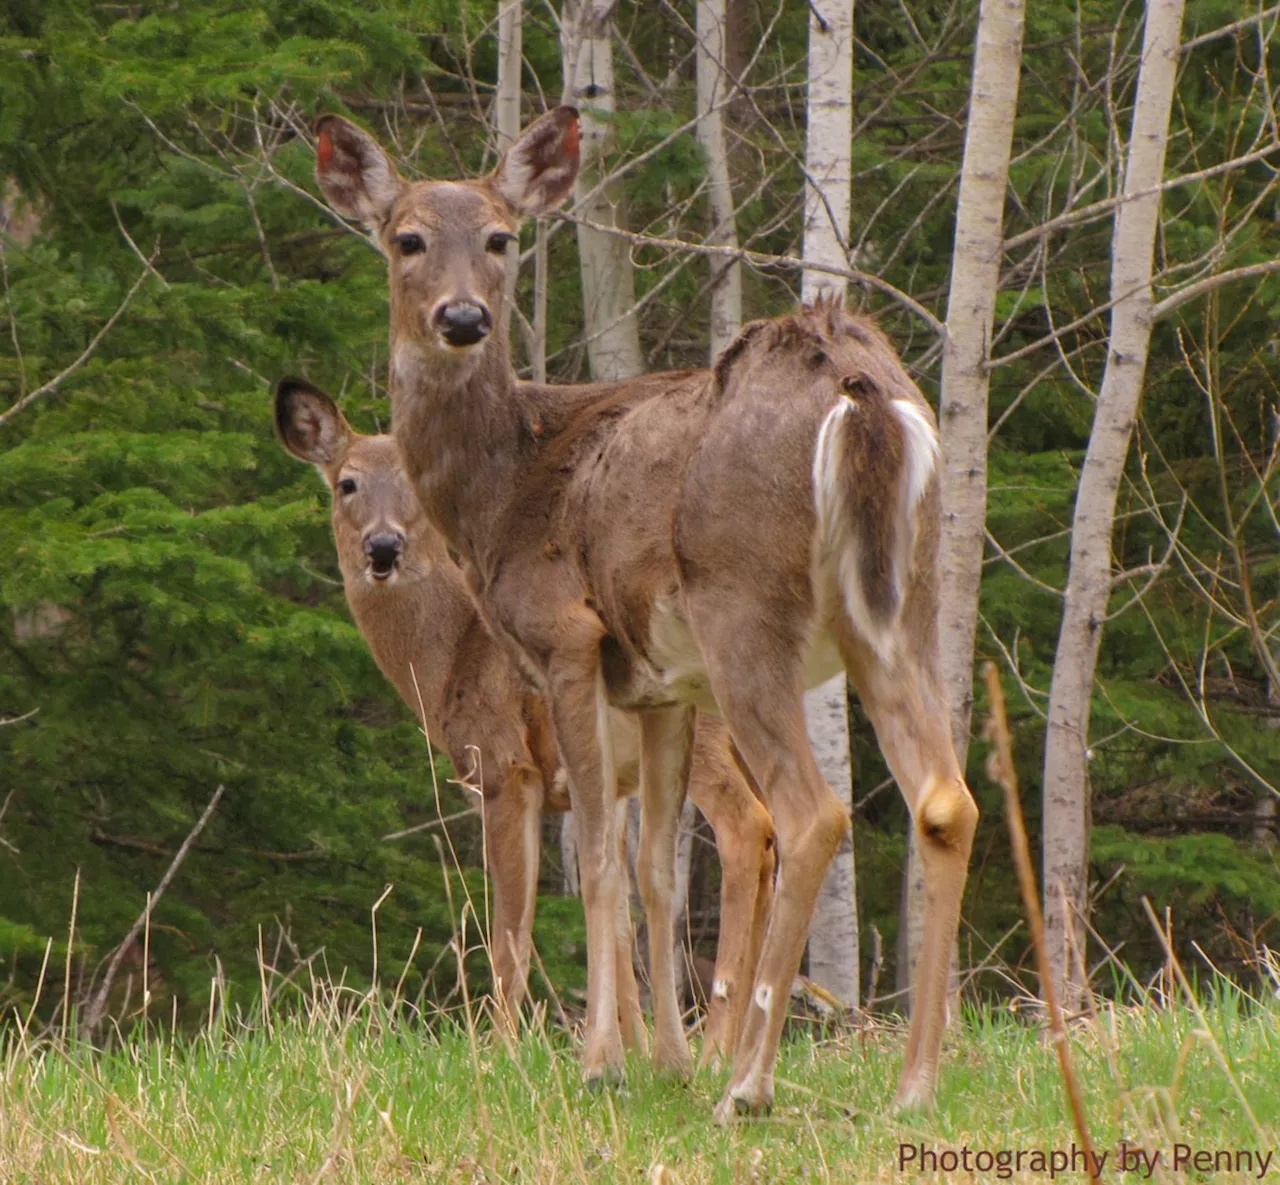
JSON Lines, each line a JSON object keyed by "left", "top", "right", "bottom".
{"left": 2, "top": 980, "right": 1278, "bottom": 1184}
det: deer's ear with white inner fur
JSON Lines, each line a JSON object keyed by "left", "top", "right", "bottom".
{"left": 492, "top": 107, "right": 581, "bottom": 216}
{"left": 274, "top": 378, "right": 352, "bottom": 467}
{"left": 314, "top": 115, "right": 402, "bottom": 230}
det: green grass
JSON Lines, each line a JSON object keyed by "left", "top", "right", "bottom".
{"left": 2, "top": 984, "right": 1278, "bottom": 1183}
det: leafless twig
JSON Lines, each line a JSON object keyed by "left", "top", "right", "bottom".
{"left": 80, "top": 784, "right": 226, "bottom": 1035}
{"left": 0, "top": 253, "right": 157, "bottom": 428}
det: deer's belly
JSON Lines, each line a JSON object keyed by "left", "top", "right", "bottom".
{"left": 597, "top": 594, "right": 718, "bottom": 712}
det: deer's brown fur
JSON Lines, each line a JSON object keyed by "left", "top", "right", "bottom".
{"left": 274, "top": 381, "right": 775, "bottom": 1063}
{"left": 311, "top": 106, "right": 977, "bottom": 1118}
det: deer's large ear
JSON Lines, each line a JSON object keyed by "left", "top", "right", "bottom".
{"left": 314, "top": 115, "right": 402, "bottom": 229}
{"left": 492, "top": 107, "right": 581, "bottom": 216}
{"left": 275, "top": 378, "right": 352, "bottom": 467}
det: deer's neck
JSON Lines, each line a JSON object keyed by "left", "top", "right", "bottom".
{"left": 390, "top": 338, "right": 526, "bottom": 565}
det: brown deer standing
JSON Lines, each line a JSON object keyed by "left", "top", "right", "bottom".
{"left": 273, "top": 379, "right": 775, "bottom": 1065}
{"left": 312, "top": 106, "right": 977, "bottom": 1119}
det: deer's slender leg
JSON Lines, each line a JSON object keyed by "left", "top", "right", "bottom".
{"left": 544, "top": 632, "right": 625, "bottom": 1083}
{"left": 687, "top": 720, "right": 776, "bottom": 1070}
{"left": 842, "top": 633, "right": 977, "bottom": 1110}
{"left": 635, "top": 705, "right": 696, "bottom": 1076}
{"left": 687, "top": 627, "right": 848, "bottom": 1122}
{"left": 482, "top": 762, "right": 544, "bottom": 1032}
{"left": 614, "top": 803, "right": 649, "bottom": 1055}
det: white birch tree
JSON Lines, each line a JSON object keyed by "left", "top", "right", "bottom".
{"left": 937, "top": 0, "right": 1026, "bottom": 761}
{"left": 1042, "top": 0, "right": 1187, "bottom": 1011}
{"left": 899, "top": 0, "right": 1025, "bottom": 1007}
{"left": 695, "top": 0, "right": 742, "bottom": 361}
{"left": 800, "top": 0, "right": 859, "bottom": 1008}
{"left": 496, "top": 0, "right": 523, "bottom": 325}
{"left": 560, "top": 0, "right": 704, "bottom": 1001}
{"left": 560, "top": 0, "right": 644, "bottom": 382}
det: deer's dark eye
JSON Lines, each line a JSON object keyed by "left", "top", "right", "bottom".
{"left": 336, "top": 477, "right": 357, "bottom": 496}
{"left": 394, "top": 232, "right": 425, "bottom": 257}
{"left": 486, "top": 231, "right": 516, "bottom": 255}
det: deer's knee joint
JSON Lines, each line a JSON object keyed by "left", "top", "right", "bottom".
{"left": 746, "top": 798, "right": 777, "bottom": 852}
{"left": 637, "top": 859, "right": 674, "bottom": 909}
{"left": 916, "top": 778, "right": 978, "bottom": 853}
{"left": 759, "top": 829, "right": 777, "bottom": 878}
{"left": 775, "top": 796, "right": 848, "bottom": 866}
{"left": 719, "top": 796, "right": 777, "bottom": 871}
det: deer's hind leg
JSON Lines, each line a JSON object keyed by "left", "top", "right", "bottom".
{"left": 635, "top": 705, "right": 697, "bottom": 1076}
{"left": 685, "top": 608, "right": 849, "bottom": 1122}
{"left": 686, "top": 717, "right": 776, "bottom": 1070}
{"left": 839, "top": 629, "right": 977, "bottom": 1111}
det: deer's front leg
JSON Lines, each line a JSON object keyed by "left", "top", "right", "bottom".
{"left": 546, "top": 635, "right": 625, "bottom": 1085}
{"left": 482, "top": 762, "right": 544, "bottom": 1034}
{"left": 636, "top": 706, "right": 696, "bottom": 1077}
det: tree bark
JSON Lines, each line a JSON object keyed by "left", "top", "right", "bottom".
{"left": 800, "top": 0, "right": 859, "bottom": 1009}
{"left": 899, "top": 0, "right": 1025, "bottom": 1015}
{"left": 804, "top": 675, "right": 859, "bottom": 1007}
{"left": 496, "top": 0, "right": 523, "bottom": 329}
{"left": 561, "top": 1, "right": 696, "bottom": 996}
{"left": 695, "top": 0, "right": 742, "bottom": 361}
{"left": 799, "top": 1, "right": 853, "bottom": 308}
{"left": 1042, "top": 0, "right": 1186, "bottom": 1012}
{"left": 937, "top": 0, "right": 1026, "bottom": 762}
{"left": 560, "top": 0, "right": 644, "bottom": 382}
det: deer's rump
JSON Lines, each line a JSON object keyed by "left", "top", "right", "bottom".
{"left": 524, "top": 303, "right": 935, "bottom": 713}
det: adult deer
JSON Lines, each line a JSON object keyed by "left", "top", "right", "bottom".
{"left": 313, "top": 106, "right": 977, "bottom": 1118}
{"left": 274, "top": 379, "right": 774, "bottom": 1064}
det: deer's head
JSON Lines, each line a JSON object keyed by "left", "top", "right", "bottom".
{"left": 314, "top": 108, "right": 580, "bottom": 362}
{"left": 275, "top": 378, "right": 433, "bottom": 587}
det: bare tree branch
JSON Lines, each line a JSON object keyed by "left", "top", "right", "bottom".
{"left": 80, "top": 784, "right": 226, "bottom": 1035}
{"left": 1152, "top": 259, "right": 1280, "bottom": 319}
{"left": 0, "top": 253, "right": 156, "bottom": 428}
{"left": 557, "top": 212, "right": 946, "bottom": 334}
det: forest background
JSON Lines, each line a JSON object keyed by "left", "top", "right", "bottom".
{"left": 0, "top": 0, "right": 1276, "bottom": 1032}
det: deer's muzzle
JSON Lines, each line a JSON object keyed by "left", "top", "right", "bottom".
{"left": 364, "top": 533, "right": 404, "bottom": 580}
{"left": 435, "top": 301, "right": 491, "bottom": 348}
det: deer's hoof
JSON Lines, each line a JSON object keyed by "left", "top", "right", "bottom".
{"left": 891, "top": 1072, "right": 936, "bottom": 1115}
{"left": 713, "top": 1085, "right": 773, "bottom": 1124}
{"left": 652, "top": 1042, "right": 694, "bottom": 1081}
{"left": 583, "top": 1062, "right": 626, "bottom": 1093}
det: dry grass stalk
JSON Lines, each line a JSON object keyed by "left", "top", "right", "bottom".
{"left": 982, "top": 661, "right": 1100, "bottom": 1182}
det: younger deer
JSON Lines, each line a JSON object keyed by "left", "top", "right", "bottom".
{"left": 313, "top": 107, "right": 977, "bottom": 1120}
{"left": 274, "top": 378, "right": 775, "bottom": 1063}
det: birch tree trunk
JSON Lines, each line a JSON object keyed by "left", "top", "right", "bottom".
{"left": 496, "top": 0, "right": 523, "bottom": 328}
{"left": 695, "top": 0, "right": 742, "bottom": 361}
{"left": 560, "top": 1, "right": 701, "bottom": 1000}
{"left": 899, "top": 0, "right": 1025, "bottom": 1010}
{"left": 1042, "top": 0, "right": 1186, "bottom": 1012}
{"left": 799, "top": 1, "right": 853, "bottom": 308}
{"left": 800, "top": 0, "right": 859, "bottom": 1009}
{"left": 937, "top": 0, "right": 1025, "bottom": 762}
{"left": 560, "top": 0, "right": 644, "bottom": 382}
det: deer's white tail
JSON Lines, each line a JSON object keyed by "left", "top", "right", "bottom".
{"left": 812, "top": 390, "right": 939, "bottom": 663}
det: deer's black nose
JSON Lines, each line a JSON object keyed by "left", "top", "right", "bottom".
{"left": 365, "top": 534, "right": 403, "bottom": 578}
{"left": 436, "top": 302, "right": 491, "bottom": 347}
